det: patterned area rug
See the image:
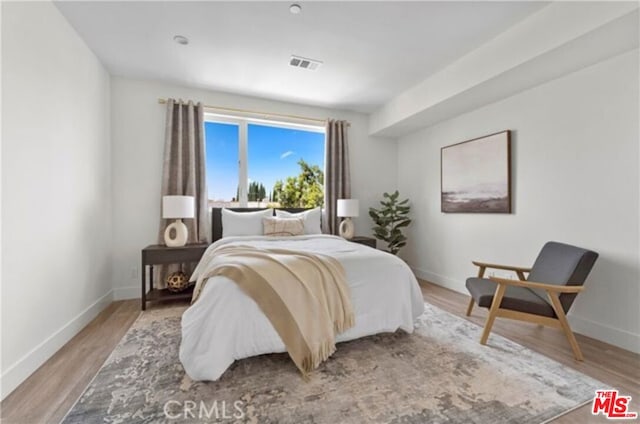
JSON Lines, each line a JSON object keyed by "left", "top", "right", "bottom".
{"left": 63, "top": 303, "right": 602, "bottom": 423}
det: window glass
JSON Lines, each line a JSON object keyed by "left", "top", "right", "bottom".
{"left": 205, "top": 121, "right": 240, "bottom": 208}
{"left": 247, "top": 123, "right": 325, "bottom": 208}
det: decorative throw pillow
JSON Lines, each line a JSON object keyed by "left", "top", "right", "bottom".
{"left": 275, "top": 207, "right": 322, "bottom": 234}
{"left": 222, "top": 208, "right": 273, "bottom": 237}
{"left": 263, "top": 217, "right": 305, "bottom": 237}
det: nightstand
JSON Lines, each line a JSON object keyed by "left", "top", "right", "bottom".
{"left": 349, "top": 236, "right": 376, "bottom": 248}
{"left": 141, "top": 243, "right": 208, "bottom": 310}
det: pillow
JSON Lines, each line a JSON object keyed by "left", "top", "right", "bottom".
{"left": 263, "top": 217, "right": 304, "bottom": 237}
{"left": 275, "top": 207, "right": 322, "bottom": 234}
{"left": 221, "top": 208, "right": 273, "bottom": 237}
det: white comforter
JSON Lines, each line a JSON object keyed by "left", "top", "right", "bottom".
{"left": 180, "top": 234, "right": 424, "bottom": 381}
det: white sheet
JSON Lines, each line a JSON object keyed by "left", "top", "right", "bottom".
{"left": 180, "top": 234, "right": 425, "bottom": 381}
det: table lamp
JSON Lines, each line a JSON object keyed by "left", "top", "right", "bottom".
{"left": 337, "top": 199, "right": 359, "bottom": 240}
{"left": 162, "top": 195, "right": 194, "bottom": 247}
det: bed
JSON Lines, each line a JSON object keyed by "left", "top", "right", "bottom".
{"left": 179, "top": 208, "right": 425, "bottom": 381}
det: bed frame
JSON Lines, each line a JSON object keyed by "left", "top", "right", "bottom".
{"left": 211, "top": 207, "right": 311, "bottom": 242}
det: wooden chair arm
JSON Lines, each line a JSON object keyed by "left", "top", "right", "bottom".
{"left": 472, "top": 261, "right": 531, "bottom": 273}
{"left": 489, "top": 276, "right": 584, "bottom": 293}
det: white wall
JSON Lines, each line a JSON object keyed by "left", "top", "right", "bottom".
{"left": 1, "top": 1, "right": 112, "bottom": 399}
{"left": 397, "top": 50, "right": 639, "bottom": 353}
{"left": 110, "top": 77, "right": 397, "bottom": 298}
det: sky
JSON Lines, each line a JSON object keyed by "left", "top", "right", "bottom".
{"left": 205, "top": 122, "right": 325, "bottom": 201}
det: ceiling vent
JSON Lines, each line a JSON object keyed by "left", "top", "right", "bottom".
{"left": 289, "top": 55, "right": 322, "bottom": 71}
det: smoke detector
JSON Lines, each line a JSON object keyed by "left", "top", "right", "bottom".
{"left": 289, "top": 55, "right": 322, "bottom": 71}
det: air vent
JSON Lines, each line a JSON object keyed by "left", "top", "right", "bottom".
{"left": 289, "top": 55, "right": 322, "bottom": 71}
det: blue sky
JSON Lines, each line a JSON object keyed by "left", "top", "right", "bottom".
{"left": 205, "top": 122, "right": 325, "bottom": 201}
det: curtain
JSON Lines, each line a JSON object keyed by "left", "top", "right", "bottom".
{"left": 323, "top": 119, "right": 351, "bottom": 235}
{"left": 156, "top": 99, "right": 209, "bottom": 288}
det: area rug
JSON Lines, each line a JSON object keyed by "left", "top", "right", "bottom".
{"left": 62, "top": 303, "right": 603, "bottom": 423}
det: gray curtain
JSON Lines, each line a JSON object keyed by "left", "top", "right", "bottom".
{"left": 323, "top": 119, "right": 351, "bottom": 235}
{"left": 156, "top": 99, "right": 209, "bottom": 287}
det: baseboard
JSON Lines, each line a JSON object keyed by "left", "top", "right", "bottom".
{"left": 568, "top": 313, "right": 640, "bottom": 354}
{"left": 410, "top": 266, "right": 467, "bottom": 295}
{"left": 113, "top": 285, "right": 140, "bottom": 300}
{"left": 0, "top": 290, "right": 114, "bottom": 400}
{"left": 410, "top": 265, "right": 640, "bottom": 354}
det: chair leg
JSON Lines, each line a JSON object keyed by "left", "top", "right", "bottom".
{"left": 466, "top": 298, "right": 474, "bottom": 316}
{"left": 547, "top": 292, "right": 584, "bottom": 361}
{"left": 480, "top": 283, "right": 506, "bottom": 345}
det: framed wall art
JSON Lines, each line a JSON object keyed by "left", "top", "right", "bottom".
{"left": 441, "top": 130, "right": 511, "bottom": 213}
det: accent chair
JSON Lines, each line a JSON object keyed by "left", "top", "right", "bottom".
{"left": 465, "top": 241, "right": 598, "bottom": 361}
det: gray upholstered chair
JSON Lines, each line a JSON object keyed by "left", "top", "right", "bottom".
{"left": 465, "top": 241, "right": 598, "bottom": 361}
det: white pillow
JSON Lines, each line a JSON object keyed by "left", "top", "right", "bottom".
{"left": 221, "top": 208, "right": 273, "bottom": 237}
{"left": 275, "top": 207, "right": 322, "bottom": 234}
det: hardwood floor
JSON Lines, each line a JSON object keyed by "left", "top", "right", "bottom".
{"left": 0, "top": 301, "right": 141, "bottom": 424}
{"left": 1, "top": 281, "right": 638, "bottom": 423}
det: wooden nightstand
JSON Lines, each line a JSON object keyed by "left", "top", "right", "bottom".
{"left": 349, "top": 236, "right": 376, "bottom": 248}
{"left": 141, "top": 243, "right": 208, "bottom": 310}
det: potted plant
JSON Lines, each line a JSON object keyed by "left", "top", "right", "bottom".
{"left": 369, "top": 191, "right": 411, "bottom": 255}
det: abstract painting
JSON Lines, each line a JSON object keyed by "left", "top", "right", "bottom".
{"left": 441, "top": 130, "right": 511, "bottom": 213}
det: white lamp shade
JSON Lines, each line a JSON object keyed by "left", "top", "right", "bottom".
{"left": 337, "top": 199, "right": 359, "bottom": 217}
{"left": 162, "top": 195, "right": 195, "bottom": 219}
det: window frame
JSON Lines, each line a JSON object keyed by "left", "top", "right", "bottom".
{"left": 204, "top": 112, "right": 326, "bottom": 207}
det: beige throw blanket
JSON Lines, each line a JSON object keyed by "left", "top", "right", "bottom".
{"left": 192, "top": 244, "right": 355, "bottom": 375}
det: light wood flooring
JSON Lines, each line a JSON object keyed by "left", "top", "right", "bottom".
{"left": 1, "top": 280, "right": 638, "bottom": 423}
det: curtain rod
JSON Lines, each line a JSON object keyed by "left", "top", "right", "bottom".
{"left": 157, "top": 98, "right": 348, "bottom": 126}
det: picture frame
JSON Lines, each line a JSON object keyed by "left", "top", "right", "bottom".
{"left": 441, "top": 130, "right": 511, "bottom": 213}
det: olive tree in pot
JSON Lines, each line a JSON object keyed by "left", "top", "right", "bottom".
{"left": 369, "top": 191, "right": 411, "bottom": 255}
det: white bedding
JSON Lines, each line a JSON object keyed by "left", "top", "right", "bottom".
{"left": 180, "top": 234, "right": 425, "bottom": 381}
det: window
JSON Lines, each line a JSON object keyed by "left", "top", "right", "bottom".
{"left": 205, "top": 120, "right": 239, "bottom": 207}
{"left": 205, "top": 115, "right": 325, "bottom": 209}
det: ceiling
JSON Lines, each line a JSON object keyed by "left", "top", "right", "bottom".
{"left": 55, "top": 1, "right": 546, "bottom": 113}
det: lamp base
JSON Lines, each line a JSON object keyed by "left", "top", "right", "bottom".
{"left": 339, "top": 217, "right": 355, "bottom": 240}
{"left": 164, "top": 219, "right": 188, "bottom": 247}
